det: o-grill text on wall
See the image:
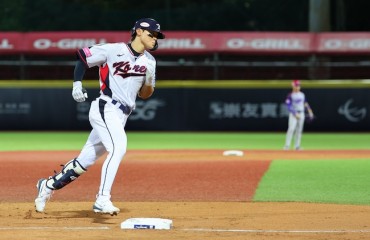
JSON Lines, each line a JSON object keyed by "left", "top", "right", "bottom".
{"left": 2, "top": 32, "right": 370, "bottom": 55}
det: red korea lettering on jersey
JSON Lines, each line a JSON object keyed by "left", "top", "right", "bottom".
{"left": 113, "top": 61, "right": 146, "bottom": 79}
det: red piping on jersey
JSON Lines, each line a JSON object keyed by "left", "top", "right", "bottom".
{"left": 100, "top": 64, "right": 109, "bottom": 91}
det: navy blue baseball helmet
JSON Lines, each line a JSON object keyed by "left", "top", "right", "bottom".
{"left": 131, "top": 18, "right": 165, "bottom": 39}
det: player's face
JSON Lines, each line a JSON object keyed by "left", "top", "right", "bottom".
{"left": 145, "top": 30, "right": 159, "bottom": 39}
{"left": 292, "top": 85, "right": 301, "bottom": 91}
{"left": 142, "top": 29, "right": 158, "bottom": 49}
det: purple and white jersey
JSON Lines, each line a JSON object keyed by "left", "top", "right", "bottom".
{"left": 77, "top": 43, "right": 156, "bottom": 109}
{"left": 285, "top": 91, "right": 306, "bottom": 114}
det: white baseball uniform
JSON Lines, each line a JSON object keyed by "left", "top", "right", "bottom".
{"left": 284, "top": 91, "right": 306, "bottom": 150}
{"left": 76, "top": 43, "right": 156, "bottom": 198}
{"left": 34, "top": 18, "right": 164, "bottom": 214}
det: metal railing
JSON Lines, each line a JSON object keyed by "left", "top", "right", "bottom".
{"left": 1, "top": 55, "right": 370, "bottom": 80}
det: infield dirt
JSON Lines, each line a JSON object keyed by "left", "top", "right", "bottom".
{"left": 0, "top": 150, "right": 369, "bottom": 240}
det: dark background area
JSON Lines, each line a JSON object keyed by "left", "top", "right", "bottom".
{"left": 1, "top": 0, "right": 370, "bottom": 32}
{"left": 1, "top": 0, "right": 370, "bottom": 80}
{"left": 1, "top": 1, "right": 369, "bottom": 132}
{"left": 1, "top": 86, "right": 369, "bottom": 131}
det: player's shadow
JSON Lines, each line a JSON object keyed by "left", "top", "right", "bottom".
{"left": 44, "top": 210, "right": 128, "bottom": 224}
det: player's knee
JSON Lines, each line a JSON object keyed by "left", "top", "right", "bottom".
{"left": 106, "top": 142, "right": 126, "bottom": 158}
{"left": 115, "top": 146, "right": 127, "bottom": 158}
{"left": 46, "top": 158, "right": 87, "bottom": 190}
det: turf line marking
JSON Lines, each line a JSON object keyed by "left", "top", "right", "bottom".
{"left": 0, "top": 226, "right": 109, "bottom": 230}
{"left": 182, "top": 228, "right": 370, "bottom": 234}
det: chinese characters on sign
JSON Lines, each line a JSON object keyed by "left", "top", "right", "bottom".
{"left": 209, "top": 101, "right": 289, "bottom": 119}
{"left": 0, "top": 102, "right": 31, "bottom": 114}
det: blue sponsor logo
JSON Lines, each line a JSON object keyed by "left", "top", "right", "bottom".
{"left": 134, "top": 225, "right": 155, "bottom": 229}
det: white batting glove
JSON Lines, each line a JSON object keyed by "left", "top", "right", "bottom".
{"left": 72, "top": 81, "right": 88, "bottom": 102}
{"left": 145, "top": 60, "right": 156, "bottom": 86}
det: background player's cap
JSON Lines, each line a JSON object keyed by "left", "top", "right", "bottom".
{"left": 132, "top": 18, "right": 165, "bottom": 39}
{"left": 292, "top": 79, "right": 301, "bottom": 87}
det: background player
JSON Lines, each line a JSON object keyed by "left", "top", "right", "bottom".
{"left": 283, "top": 79, "right": 314, "bottom": 150}
{"left": 35, "top": 18, "right": 165, "bottom": 215}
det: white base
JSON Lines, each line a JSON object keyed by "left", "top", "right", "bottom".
{"left": 121, "top": 218, "right": 172, "bottom": 230}
{"left": 223, "top": 150, "right": 244, "bottom": 156}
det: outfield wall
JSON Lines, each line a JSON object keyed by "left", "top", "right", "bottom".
{"left": 0, "top": 80, "right": 369, "bottom": 131}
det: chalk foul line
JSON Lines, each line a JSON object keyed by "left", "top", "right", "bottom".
{"left": 0, "top": 226, "right": 109, "bottom": 230}
{"left": 2, "top": 226, "right": 370, "bottom": 234}
{"left": 181, "top": 228, "right": 370, "bottom": 233}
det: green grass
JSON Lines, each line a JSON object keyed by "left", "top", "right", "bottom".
{"left": 0, "top": 132, "right": 90, "bottom": 151}
{"left": 1, "top": 131, "right": 369, "bottom": 205}
{"left": 253, "top": 160, "right": 370, "bottom": 205}
{"left": 128, "top": 132, "right": 370, "bottom": 150}
{"left": 0, "top": 132, "right": 369, "bottom": 151}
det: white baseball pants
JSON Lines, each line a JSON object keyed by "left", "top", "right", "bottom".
{"left": 284, "top": 112, "right": 305, "bottom": 149}
{"left": 77, "top": 96, "right": 128, "bottom": 198}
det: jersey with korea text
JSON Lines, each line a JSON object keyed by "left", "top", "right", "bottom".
{"left": 78, "top": 43, "right": 156, "bottom": 109}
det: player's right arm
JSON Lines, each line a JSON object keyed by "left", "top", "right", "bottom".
{"left": 72, "top": 59, "right": 88, "bottom": 102}
{"left": 285, "top": 94, "right": 300, "bottom": 119}
{"left": 72, "top": 44, "right": 109, "bottom": 102}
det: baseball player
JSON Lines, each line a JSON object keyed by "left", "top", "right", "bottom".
{"left": 35, "top": 18, "right": 165, "bottom": 215}
{"left": 283, "top": 80, "right": 314, "bottom": 150}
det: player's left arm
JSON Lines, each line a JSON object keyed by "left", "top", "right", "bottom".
{"left": 305, "top": 102, "right": 314, "bottom": 118}
{"left": 138, "top": 58, "right": 156, "bottom": 99}
{"left": 138, "top": 85, "right": 154, "bottom": 99}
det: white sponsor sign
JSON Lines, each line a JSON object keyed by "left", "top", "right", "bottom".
{"left": 0, "top": 39, "right": 14, "bottom": 49}
{"left": 159, "top": 38, "right": 205, "bottom": 49}
{"left": 33, "top": 38, "right": 107, "bottom": 50}
{"left": 227, "top": 38, "right": 306, "bottom": 50}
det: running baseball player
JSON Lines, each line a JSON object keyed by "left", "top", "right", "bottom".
{"left": 35, "top": 18, "right": 165, "bottom": 215}
{"left": 283, "top": 80, "right": 314, "bottom": 150}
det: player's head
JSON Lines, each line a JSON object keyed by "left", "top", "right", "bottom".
{"left": 292, "top": 79, "right": 301, "bottom": 88}
{"left": 131, "top": 18, "right": 165, "bottom": 51}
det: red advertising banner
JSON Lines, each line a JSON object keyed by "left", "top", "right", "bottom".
{"left": 215, "top": 32, "right": 312, "bottom": 54}
{"left": 11, "top": 31, "right": 129, "bottom": 55}
{"left": 1, "top": 31, "right": 370, "bottom": 55}
{"left": 0, "top": 32, "right": 24, "bottom": 53}
{"left": 317, "top": 32, "right": 370, "bottom": 53}
{"left": 159, "top": 32, "right": 313, "bottom": 54}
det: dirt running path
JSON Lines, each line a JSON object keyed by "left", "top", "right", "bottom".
{"left": 0, "top": 149, "right": 369, "bottom": 240}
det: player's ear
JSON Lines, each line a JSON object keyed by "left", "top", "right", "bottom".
{"left": 136, "top": 28, "right": 144, "bottom": 36}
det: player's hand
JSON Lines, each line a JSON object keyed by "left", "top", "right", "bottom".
{"left": 307, "top": 113, "right": 315, "bottom": 123}
{"left": 295, "top": 113, "right": 301, "bottom": 119}
{"left": 72, "top": 81, "right": 88, "bottom": 102}
{"left": 308, "top": 113, "right": 315, "bottom": 121}
{"left": 145, "top": 59, "right": 156, "bottom": 86}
